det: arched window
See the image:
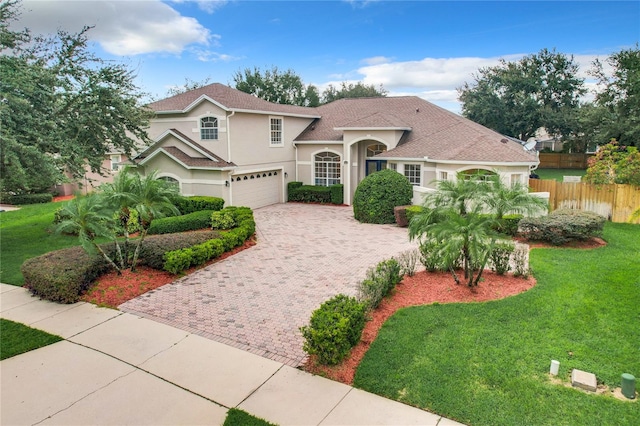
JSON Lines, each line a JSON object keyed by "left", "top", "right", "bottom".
{"left": 200, "top": 117, "right": 218, "bottom": 140}
{"left": 366, "top": 143, "right": 386, "bottom": 157}
{"left": 314, "top": 152, "right": 341, "bottom": 186}
{"left": 460, "top": 169, "right": 496, "bottom": 182}
{"left": 157, "top": 176, "right": 180, "bottom": 189}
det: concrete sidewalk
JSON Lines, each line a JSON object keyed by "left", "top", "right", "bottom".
{"left": 1, "top": 284, "right": 465, "bottom": 426}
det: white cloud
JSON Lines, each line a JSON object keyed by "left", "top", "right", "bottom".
{"left": 190, "top": 47, "right": 241, "bottom": 62}
{"left": 361, "top": 56, "right": 393, "bottom": 66}
{"left": 15, "top": 0, "right": 213, "bottom": 56}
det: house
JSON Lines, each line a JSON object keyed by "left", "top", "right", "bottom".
{"left": 132, "top": 83, "right": 539, "bottom": 208}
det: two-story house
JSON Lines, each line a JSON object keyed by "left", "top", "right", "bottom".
{"left": 133, "top": 83, "right": 539, "bottom": 209}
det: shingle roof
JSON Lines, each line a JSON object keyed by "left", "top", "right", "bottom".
{"left": 136, "top": 128, "right": 236, "bottom": 169}
{"left": 148, "top": 83, "right": 319, "bottom": 117}
{"left": 296, "top": 97, "right": 538, "bottom": 164}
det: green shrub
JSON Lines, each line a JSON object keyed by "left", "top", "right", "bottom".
{"left": 211, "top": 210, "right": 236, "bottom": 230}
{"left": 519, "top": 209, "right": 606, "bottom": 245}
{"left": 138, "top": 230, "right": 220, "bottom": 269}
{"left": 175, "top": 196, "right": 224, "bottom": 214}
{"left": 419, "top": 238, "right": 450, "bottom": 272}
{"left": 288, "top": 185, "right": 332, "bottom": 203}
{"left": 512, "top": 246, "right": 530, "bottom": 278}
{"left": 353, "top": 169, "right": 413, "bottom": 224}
{"left": 287, "top": 181, "right": 303, "bottom": 200}
{"left": 162, "top": 207, "right": 255, "bottom": 274}
{"left": 4, "top": 193, "right": 53, "bottom": 205}
{"left": 489, "top": 241, "right": 515, "bottom": 275}
{"left": 300, "top": 294, "right": 367, "bottom": 365}
{"left": 147, "top": 210, "right": 214, "bottom": 234}
{"left": 357, "top": 258, "right": 403, "bottom": 310}
{"left": 330, "top": 184, "right": 344, "bottom": 204}
{"left": 405, "top": 205, "right": 424, "bottom": 224}
{"left": 494, "top": 214, "right": 523, "bottom": 236}
{"left": 21, "top": 246, "right": 113, "bottom": 303}
{"left": 398, "top": 249, "right": 418, "bottom": 277}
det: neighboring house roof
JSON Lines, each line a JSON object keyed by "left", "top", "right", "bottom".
{"left": 296, "top": 96, "right": 538, "bottom": 164}
{"left": 136, "top": 128, "right": 236, "bottom": 170}
{"left": 148, "top": 83, "right": 320, "bottom": 118}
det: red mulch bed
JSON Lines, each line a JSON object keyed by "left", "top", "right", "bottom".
{"left": 53, "top": 195, "right": 75, "bottom": 202}
{"left": 303, "top": 236, "right": 607, "bottom": 385}
{"left": 81, "top": 237, "right": 256, "bottom": 308}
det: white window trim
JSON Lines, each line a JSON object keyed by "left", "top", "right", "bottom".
{"left": 269, "top": 116, "right": 283, "bottom": 147}
{"left": 199, "top": 115, "right": 220, "bottom": 140}
{"left": 404, "top": 163, "right": 422, "bottom": 186}
{"left": 110, "top": 154, "right": 122, "bottom": 171}
{"left": 313, "top": 150, "right": 342, "bottom": 187}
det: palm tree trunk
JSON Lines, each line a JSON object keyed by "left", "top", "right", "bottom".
{"left": 130, "top": 229, "right": 148, "bottom": 272}
{"left": 93, "top": 242, "right": 122, "bottom": 275}
{"left": 449, "top": 266, "right": 461, "bottom": 285}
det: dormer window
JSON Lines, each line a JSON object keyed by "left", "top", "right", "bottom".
{"left": 200, "top": 117, "right": 218, "bottom": 140}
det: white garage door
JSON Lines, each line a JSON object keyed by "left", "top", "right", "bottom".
{"left": 231, "top": 170, "right": 281, "bottom": 209}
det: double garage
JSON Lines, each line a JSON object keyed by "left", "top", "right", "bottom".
{"left": 229, "top": 169, "right": 282, "bottom": 209}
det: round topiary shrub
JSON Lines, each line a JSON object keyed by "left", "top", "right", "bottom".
{"left": 353, "top": 169, "right": 413, "bottom": 224}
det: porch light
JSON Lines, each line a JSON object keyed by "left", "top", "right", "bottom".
{"left": 284, "top": 172, "right": 288, "bottom": 178}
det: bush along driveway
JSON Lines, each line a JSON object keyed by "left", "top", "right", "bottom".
{"left": 120, "top": 203, "right": 418, "bottom": 367}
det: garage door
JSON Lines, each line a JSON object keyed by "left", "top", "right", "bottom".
{"left": 231, "top": 170, "right": 281, "bottom": 209}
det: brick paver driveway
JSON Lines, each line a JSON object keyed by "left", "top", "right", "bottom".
{"left": 120, "top": 203, "right": 418, "bottom": 367}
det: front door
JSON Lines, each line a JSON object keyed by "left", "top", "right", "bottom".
{"left": 366, "top": 160, "right": 387, "bottom": 176}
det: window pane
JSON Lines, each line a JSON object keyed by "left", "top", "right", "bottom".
{"left": 200, "top": 117, "right": 218, "bottom": 140}
{"left": 270, "top": 118, "right": 282, "bottom": 145}
{"left": 404, "top": 164, "right": 421, "bottom": 186}
{"left": 314, "top": 151, "right": 341, "bottom": 186}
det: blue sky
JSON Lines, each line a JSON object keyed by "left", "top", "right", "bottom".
{"left": 13, "top": 0, "right": 640, "bottom": 111}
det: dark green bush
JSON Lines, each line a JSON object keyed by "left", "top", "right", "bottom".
{"left": 419, "top": 238, "right": 453, "bottom": 272}
{"left": 175, "top": 196, "right": 224, "bottom": 214}
{"left": 287, "top": 181, "right": 303, "bottom": 199}
{"left": 288, "top": 185, "right": 332, "bottom": 203}
{"left": 489, "top": 241, "right": 515, "bottom": 275}
{"left": 353, "top": 169, "right": 413, "bottom": 224}
{"left": 22, "top": 246, "right": 113, "bottom": 303}
{"left": 519, "top": 209, "right": 606, "bottom": 245}
{"left": 138, "top": 230, "right": 220, "bottom": 269}
{"left": 148, "top": 210, "right": 214, "bottom": 234}
{"left": 300, "top": 294, "right": 367, "bottom": 365}
{"left": 330, "top": 184, "right": 344, "bottom": 204}
{"left": 4, "top": 193, "right": 53, "bottom": 205}
{"left": 494, "top": 214, "right": 523, "bottom": 236}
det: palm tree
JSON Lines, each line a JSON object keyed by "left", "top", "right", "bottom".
{"left": 101, "top": 168, "right": 138, "bottom": 269}
{"left": 55, "top": 194, "right": 123, "bottom": 274}
{"left": 129, "top": 169, "right": 180, "bottom": 270}
{"left": 484, "top": 174, "right": 548, "bottom": 220}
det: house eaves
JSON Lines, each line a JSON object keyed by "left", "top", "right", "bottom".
{"left": 138, "top": 148, "right": 237, "bottom": 171}
{"left": 293, "top": 140, "right": 344, "bottom": 145}
{"left": 154, "top": 95, "right": 230, "bottom": 115}
{"left": 333, "top": 126, "right": 412, "bottom": 131}
{"left": 230, "top": 108, "right": 320, "bottom": 119}
{"left": 137, "top": 129, "right": 222, "bottom": 162}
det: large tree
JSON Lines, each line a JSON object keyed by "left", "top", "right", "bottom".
{"left": 458, "top": 48, "right": 585, "bottom": 141}
{"left": 587, "top": 45, "right": 640, "bottom": 148}
{"left": 232, "top": 66, "right": 320, "bottom": 107}
{"left": 321, "top": 81, "right": 387, "bottom": 103}
{"left": 0, "top": 1, "right": 153, "bottom": 195}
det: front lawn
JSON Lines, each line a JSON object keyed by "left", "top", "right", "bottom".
{"left": 354, "top": 222, "right": 639, "bottom": 425}
{"left": 0, "top": 319, "right": 63, "bottom": 360}
{"left": 0, "top": 202, "right": 107, "bottom": 285}
{"left": 535, "top": 168, "right": 586, "bottom": 182}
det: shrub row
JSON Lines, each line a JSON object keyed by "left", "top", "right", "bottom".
{"left": 300, "top": 294, "right": 367, "bottom": 365}
{"left": 174, "top": 196, "right": 224, "bottom": 215}
{"left": 148, "top": 210, "right": 214, "bottom": 235}
{"left": 22, "top": 246, "right": 114, "bottom": 303}
{"left": 287, "top": 182, "right": 344, "bottom": 204}
{"left": 519, "top": 209, "right": 606, "bottom": 245}
{"left": 22, "top": 231, "right": 222, "bottom": 302}
{"left": 2, "top": 193, "right": 53, "bottom": 205}
{"left": 357, "top": 258, "right": 403, "bottom": 310}
{"left": 494, "top": 214, "right": 523, "bottom": 236}
{"left": 163, "top": 207, "right": 255, "bottom": 274}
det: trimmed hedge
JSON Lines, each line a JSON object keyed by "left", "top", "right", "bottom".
{"left": 163, "top": 207, "right": 255, "bottom": 274}
{"left": 519, "top": 209, "right": 606, "bottom": 245}
{"left": 138, "top": 230, "right": 220, "bottom": 270}
{"left": 148, "top": 210, "right": 214, "bottom": 235}
{"left": 357, "top": 258, "right": 403, "bottom": 310}
{"left": 22, "top": 246, "right": 113, "bottom": 303}
{"left": 353, "top": 169, "right": 413, "bottom": 224}
{"left": 405, "top": 205, "right": 424, "bottom": 224}
{"left": 2, "top": 193, "right": 53, "bottom": 205}
{"left": 288, "top": 182, "right": 344, "bottom": 204}
{"left": 175, "top": 196, "right": 224, "bottom": 214}
{"left": 495, "top": 214, "right": 523, "bottom": 236}
{"left": 300, "top": 294, "right": 367, "bottom": 365}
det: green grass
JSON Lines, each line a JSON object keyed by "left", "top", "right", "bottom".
{"left": 0, "top": 202, "right": 104, "bottom": 285}
{"left": 0, "top": 319, "right": 63, "bottom": 360}
{"left": 354, "top": 222, "right": 640, "bottom": 426}
{"left": 535, "top": 168, "right": 586, "bottom": 182}
{"left": 223, "top": 408, "right": 276, "bottom": 426}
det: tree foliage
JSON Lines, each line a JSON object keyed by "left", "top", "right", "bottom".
{"left": 321, "top": 81, "right": 387, "bottom": 103}
{"left": 458, "top": 48, "right": 585, "bottom": 141}
{"left": 586, "top": 45, "right": 640, "bottom": 148}
{"left": 583, "top": 139, "right": 640, "bottom": 186}
{"left": 166, "top": 77, "right": 213, "bottom": 97}
{"left": 232, "top": 66, "right": 320, "bottom": 107}
{"left": 0, "top": 1, "right": 153, "bottom": 195}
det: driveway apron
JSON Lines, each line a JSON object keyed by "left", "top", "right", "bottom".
{"left": 120, "top": 203, "right": 418, "bottom": 367}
